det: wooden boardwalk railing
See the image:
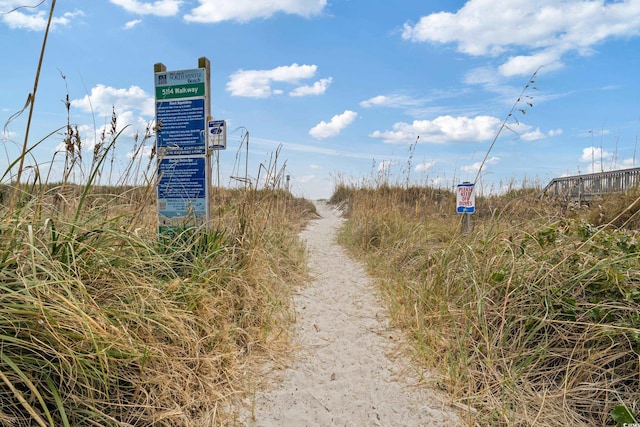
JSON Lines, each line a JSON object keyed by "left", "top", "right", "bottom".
{"left": 541, "top": 167, "right": 640, "bottom": 202}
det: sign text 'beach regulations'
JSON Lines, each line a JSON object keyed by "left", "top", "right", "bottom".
{"left": 155, "top": 68, "right": 207, "bottom": 157}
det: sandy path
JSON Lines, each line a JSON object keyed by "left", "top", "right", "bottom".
{"left": 238, "top": 201, "right": 463, "bottom": 426}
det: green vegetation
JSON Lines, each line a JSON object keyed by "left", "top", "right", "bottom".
{"left": 331, "top": 183, "right": 640, "bottom": 426}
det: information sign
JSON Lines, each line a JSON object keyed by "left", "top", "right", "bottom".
{"left": 208, "top": 119, "right": 226, "bottom": 150}
{"left": 154, "top": 60, "right": 211, "bottom": 233}
{"left": 156, "top": 98, "right": 206, "bottom": 156}
{"left": 157, "top": 156, "right": 207, "bottom": 227}
{"left": 155, "top": 68, "right": 206, "bottom": 100}
{"left": 456, "top": 182, "right": 475, "bottom": 214}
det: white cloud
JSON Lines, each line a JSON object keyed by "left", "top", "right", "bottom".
{"left": 461, "top": 156, "right": 500, "bottom": 173}
{"left": 519, "top": 128, "right": 546, "bottom": 141}
{"left": 360, "top": 95, "right": 388, "bottom": 108}
{"left": 126, "top": 144, "right": 154, "bottom": 160}
{"left": 309, "top": 110, "right": 358, "bottom": 139}
{"left": 578, "top": 145, "right": 634, "bottom": 173}
{"left": 369, "top": 115, "right": 501, "bottom": 144}
{"left": 68, "top": 84, "right": 155, "bottom": 150}
{"left": 184, "top": 0, "right": 326, "bottom": 23}
{"left": 226, "top": 64, "right": 318, "bottom": 98}
{"left": 359, "top": 94, "right": 423, "bottom": 109}
{"left": 579, "top": 146, "right": 613, "bottom": 164}
{"left": 124, "top": 19, "right": 142, "bottom": 29}
{"left": 498, "top": 50, "right": 563, "bottom": 77}
{"left": 71, "top": 84, "right": 154, "bottom": 117}
{"left": 290, "top": 77, "right": 332, "bottom": 97}
{"left": 402, "top": 0, "right": 640, "bottom": 77}
{"left": 415, "top": 160, "right": 435, "bottom": 172}
{"left": 109, "top": 0, "right": 181, "bottom": 16}
{"left": 1, "top": 8, "right": 83, "bottom": 31}
{"left": 520, "top": 127, "right": 562, "bottom": 141}
{"left": 619, "top": 157, "right": 638, "bottom": 168}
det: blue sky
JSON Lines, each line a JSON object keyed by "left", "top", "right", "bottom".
{"left": 2, "top": 0, "right": 640, "bottom": 200}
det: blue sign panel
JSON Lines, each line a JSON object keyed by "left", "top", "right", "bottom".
{"left": 156, "top": 99, "right": 206, "bottom": 156}
{"left": 158, "top": 156, "right": 207, "bottom": 226}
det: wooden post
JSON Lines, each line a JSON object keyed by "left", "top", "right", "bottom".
{"left": 462, "top": 211, "right": 472, "bottom": 235}
{"left": 198, "top": 56, "right": 211, "bottom": 121}
{"left": 198, "top": 57, "right": 212, "bottom": 227}
{"left": 457, "top": 181, "right": 475, "bottom": 235}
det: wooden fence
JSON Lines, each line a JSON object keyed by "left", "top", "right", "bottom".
{"left": 541, "top": 167, "right": 640, "bottom": 202}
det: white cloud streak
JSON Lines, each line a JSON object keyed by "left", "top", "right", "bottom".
{"left": 520, "top": 127, "right": 562, "bottom": 141}
{"left": 124, "top": 19, "right": 142, "bottom": 29}
{"left": 109, "top": 0, "right": 181, "bottom": 16}
{"left": 415, "top": 160, "right": 435, "bottom": 172}
{"left": 359, "top": 94, "right": 423, "bottom": 109}
{"left": 184, "top": 0, "right": 326, "bottom": 23}
{"left": 1, "top": 7, "right": 83, "bottom": 31}
{"left": 461, "top": 156, "right": 500, "bottom": 173}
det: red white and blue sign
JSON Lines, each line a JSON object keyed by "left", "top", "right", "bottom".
{"left": 456, "top": 182, "right": 475, "bottom": 214}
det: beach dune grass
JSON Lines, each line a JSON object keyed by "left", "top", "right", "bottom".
{"left": 332, "top": 182, "right": 640, "bottom": 426}
{"left": 0, "top": 156, "right": 314, "bottom": 425}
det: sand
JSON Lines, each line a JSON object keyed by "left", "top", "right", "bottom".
{"left": 236, "top": 201, "right": 464, "bottom": 426}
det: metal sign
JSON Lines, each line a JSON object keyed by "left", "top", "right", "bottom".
{"left": 156, "top": 98, "right": 206, "bottom": 156}
{"left": 154, "top": 61, "right": 211, "bottom": 233}
{"left": 456, "top": 182, "right": 475, "bottom": 214}
{"left": 154, "top": 67, "right": 207, "bottom": 156}
{"left": 155, "top": 68, "right": 206, "bottom": 100}
{"left": 157, "top": 156, "right": 207, "bottom": 229}
{"left": 208, "top": 120, "right": 226, "bottom": 150}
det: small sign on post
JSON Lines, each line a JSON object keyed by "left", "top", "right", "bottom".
{"left": 456, "top": 182, "right": 475, "bottom": 213}
{"left": 208, "top": 119, "right": 226, "bottom": 150}
{"left": 456, "top": 182, "right": 475, "bottom": 234}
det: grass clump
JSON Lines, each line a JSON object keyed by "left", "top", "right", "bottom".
{"left": 0, "top": 123, "right": 315, "bottom": 425}
{"left": 333, "top": 182, "right": 640, "bottom": 426}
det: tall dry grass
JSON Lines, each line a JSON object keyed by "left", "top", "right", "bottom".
{"left": 332, "top": 180, "right": 640, "bottom": 426}
{"left": 1, "top": 100, "right": 316, "bottom": 426}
